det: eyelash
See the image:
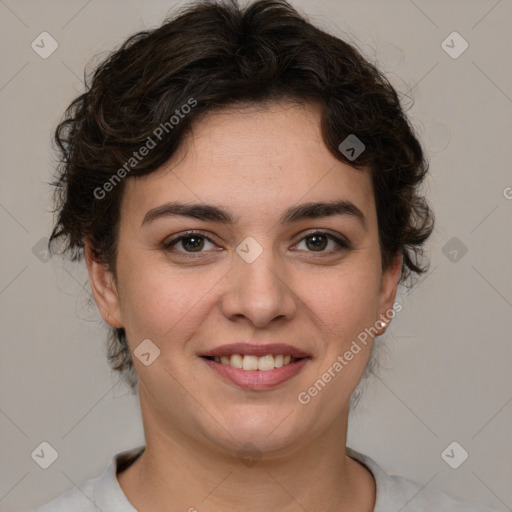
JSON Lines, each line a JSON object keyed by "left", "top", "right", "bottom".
{"left": 162, "top": 230, "right": 351, "bottom": 257}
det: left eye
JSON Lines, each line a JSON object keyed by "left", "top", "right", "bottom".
{"left": 294, "top": 232, "right": 350, "bottom": 252}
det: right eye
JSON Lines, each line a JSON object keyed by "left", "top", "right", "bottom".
{"left": 162, "top": 231, "right": 219, "bottom": 256}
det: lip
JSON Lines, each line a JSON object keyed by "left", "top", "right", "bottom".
{"left": 201, "top": 356, "right": 310, "bottom": 391}
{"left": 200, "top": 343, "right": 310, "bottom": 358}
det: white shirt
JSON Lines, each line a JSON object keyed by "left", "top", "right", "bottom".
{"left": 31, "top": 446, "right": 497, "bottom": 511}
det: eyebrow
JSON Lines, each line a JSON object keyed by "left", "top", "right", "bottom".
{"left": 141, "top": 199, "right": 366, "bottom": 229}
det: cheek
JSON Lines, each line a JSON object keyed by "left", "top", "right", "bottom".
{"left": 115, "top": 253, "right": 216, "bottom": 346}
{"left": 299, "top": 268, "right": 382, "bottom": 409}
{"left": 305, "top": 261, "right": 382, "bottom": 344}
{"left": 120, "top": 286, "right": 189, "bottom": 344}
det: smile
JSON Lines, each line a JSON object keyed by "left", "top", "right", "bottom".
{"left": 200, "top": 354, "right": 310, "bottom": 390}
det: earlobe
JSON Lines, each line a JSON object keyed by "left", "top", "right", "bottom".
{"left": 376, "top": 252, "right": 403, "bottom": 335}
{"left": 84, "top": 240, "right": 123, "bottom": 328}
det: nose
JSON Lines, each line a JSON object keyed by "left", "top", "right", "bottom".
{"left": 220, "top": 245, "right": 297, "bottom": 328}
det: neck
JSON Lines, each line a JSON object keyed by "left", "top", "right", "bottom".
{"left": 117, "top": 395, "right": 375, "bottom": 512}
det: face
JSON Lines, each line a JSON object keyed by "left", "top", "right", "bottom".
{"left": 87, "top": 101, "right": 401, "bottom": 458}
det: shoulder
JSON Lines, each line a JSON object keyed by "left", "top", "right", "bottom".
{"left": 346, "top": 447, "right": 498, "bottom": 512}
{"left": 31, "top": 477, "right": 98, "bottom": 512}
{"left": 30, "top": 446, "right": 144, "bottom": 512}
{"left": 378, "top": 471, "right": 496, "bottom": 512}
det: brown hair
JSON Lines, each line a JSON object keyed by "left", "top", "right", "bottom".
{"left": 48, "top": 0, "right": 434, "bottom": 389}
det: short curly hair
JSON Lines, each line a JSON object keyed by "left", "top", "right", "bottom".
{"left": 48, "top": 0, "right": 434, "bottom": 390}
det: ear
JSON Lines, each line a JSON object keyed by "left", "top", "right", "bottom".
{"left": 84, "top": 239, "right": 123, "bottom": 328}
{"left": 375, "top": 251, "right": 402, "bottom": 336}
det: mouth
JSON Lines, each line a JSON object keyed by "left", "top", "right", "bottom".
{"left": 200, "top": 351, "right": 311, "bottom": 390}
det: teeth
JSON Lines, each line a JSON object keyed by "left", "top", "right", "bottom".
{"left": 230, "top": 354, "right": 243, "bottom": 368}
{"left": 258, "top": 355, "right": 274, "bottom": 371}
{"left": 212, "top": 354, "right": 298, "bottom": 370}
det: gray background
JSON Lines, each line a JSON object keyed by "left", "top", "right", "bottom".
{"left": 0, "top": 0, "right": 511, "bottom": 511}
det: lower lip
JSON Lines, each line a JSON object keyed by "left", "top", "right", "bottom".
{"left": 201, "top": 357, "right": 310, "bottom": 390}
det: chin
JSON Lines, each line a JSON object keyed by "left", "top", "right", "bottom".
{"left": 205, "top": 411, "right": 308, "bottom": 458}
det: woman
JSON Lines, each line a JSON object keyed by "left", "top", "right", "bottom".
{"left": 33, "top": 0, "right": 496, "bottom": 510}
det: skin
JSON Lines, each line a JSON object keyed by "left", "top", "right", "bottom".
{"left": 86, "top": 101, "right": 402, "bottom": 512}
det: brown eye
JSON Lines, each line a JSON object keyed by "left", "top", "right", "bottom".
{"left": 163, "top": 232, "right": 216, "bottom": 254}
{"left": 295, "top": 231, "right": 351, "bottom": 253}
{"left": 179, "top": 235, "right": 205, "bottom": 252}
{"left": 305, "top": 234, "right": 329, "bottom": 251}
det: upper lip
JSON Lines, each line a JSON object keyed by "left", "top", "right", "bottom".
{"left": 200, "top": 343, "right": 311, "bottom": 358}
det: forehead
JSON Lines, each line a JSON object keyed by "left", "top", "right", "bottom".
{"left": 121, "top": 102, "right": 375, "bottom": 225}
